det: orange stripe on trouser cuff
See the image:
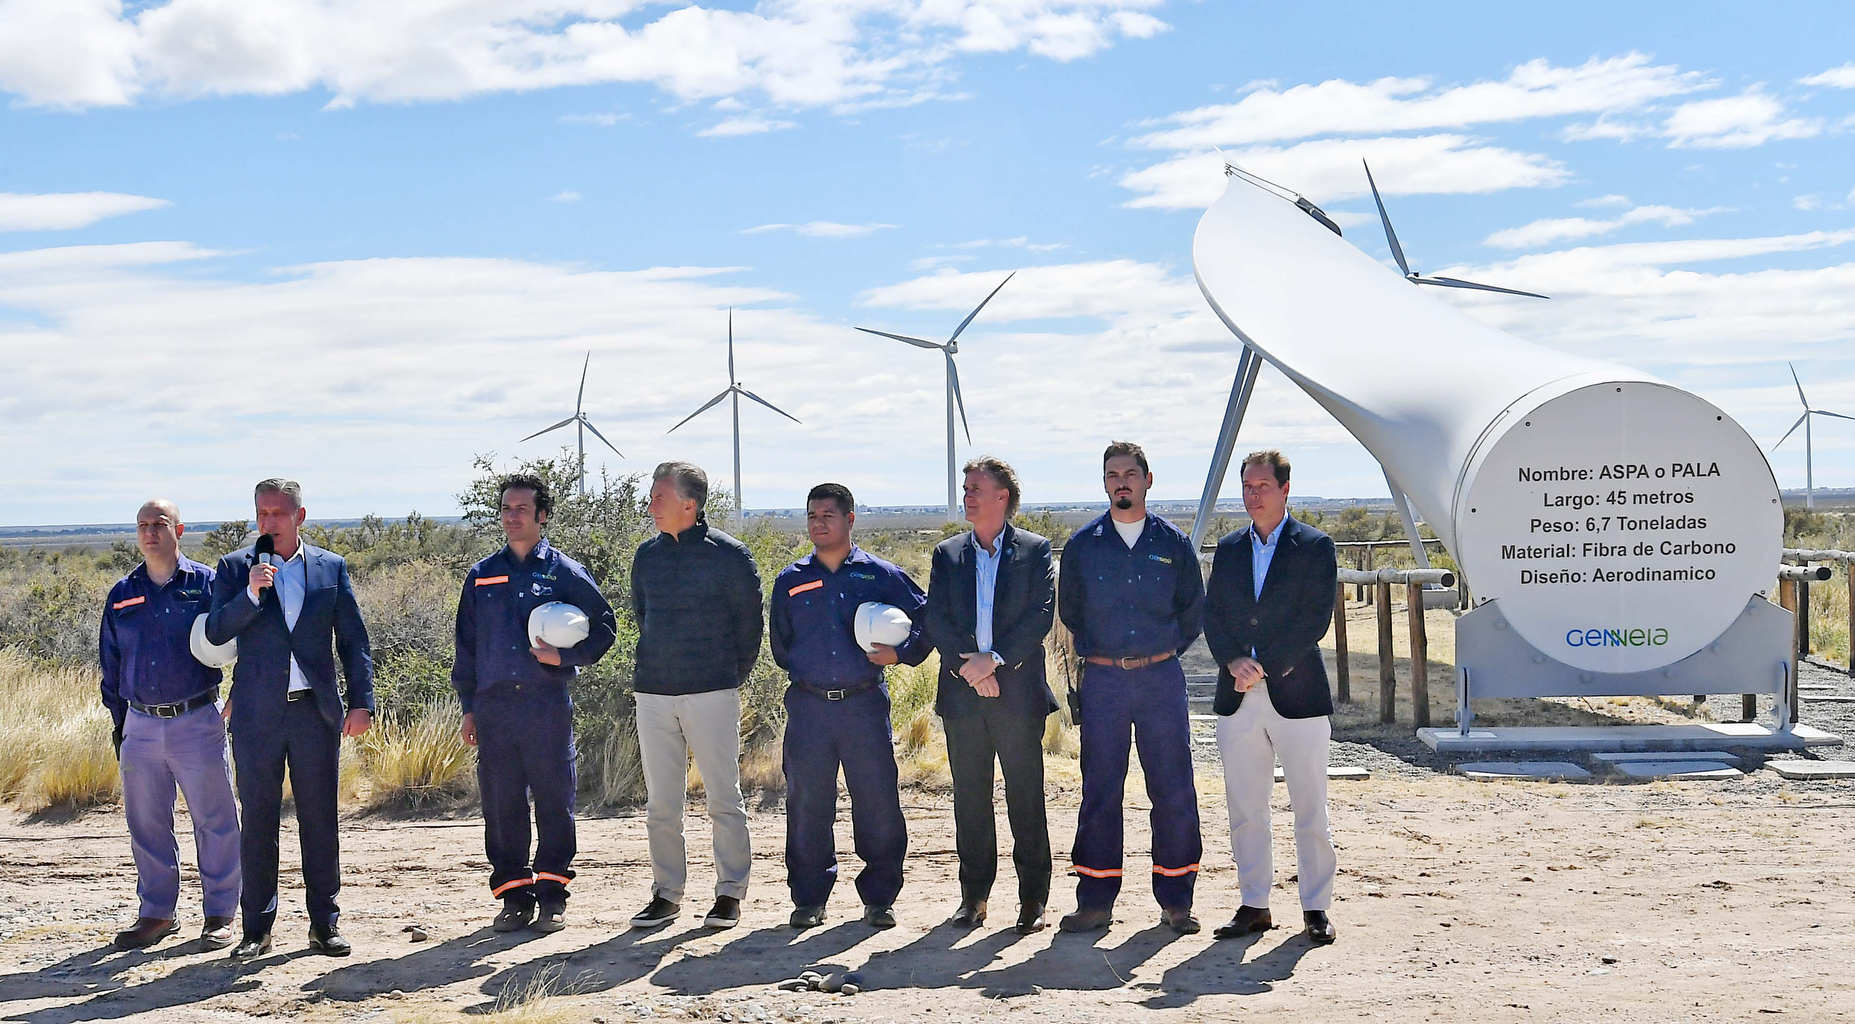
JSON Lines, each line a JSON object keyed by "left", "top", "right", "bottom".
{"left": 1073, "top": 865, "right": 1124, "bottom": 878}
{"left": 1152, "top": 863, "right": 1200, "bottom": 877}
{"left": 535, "top": 873, "right": 571, "bottom": 886}
{"left": 491, "top": 878, "right": 534, "bottom": 897}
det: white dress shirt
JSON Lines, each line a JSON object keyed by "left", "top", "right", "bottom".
{"left": 248, "top": 543, "right": 312, "bottom": 693}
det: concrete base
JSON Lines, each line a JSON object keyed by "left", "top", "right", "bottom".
{"left": 1420, "top": 724, "right": 1842, "bottom": 756}
{"left": 1767, "top": 760, "right": 1855, "bottom": 780}
{"left": 1273, "top": 766, "right": 1370, "bottom": 781}
{"left": 1590, "top": 750, "right": 1741, "bottom": 767}
{"left": 1611, "top": 761, "right": 1742, "bottom": 780}
{"left": 1457, "top": 761, "right": 1591, "bottom": 781}
{"left": 1803, "top": 695, "right": 1855, "bottom": 704}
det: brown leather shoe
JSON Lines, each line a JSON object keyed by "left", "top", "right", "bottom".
{"left": 1303, "top": 910, "right": 1337, "bottom": 945}
{"left": 199, "top": 917, "right": 236, "bottom": 950}
{"left": 1160, "top": 906, "right": 1200, "bottom": 935}
{"left": 1213, "top": 905, "right": 1273, "bottom": 940}
{"left": 1057, "top": 906, "right": 1112, "bottom": 933}
{"left": 1015, "top": 903, "right": 1047, "bottom": 934}
{"left": 113, "top": 917, "right": 178, "bottom": 951}
{"left": 949, "top": 899, "right": 987, "bottom": 928}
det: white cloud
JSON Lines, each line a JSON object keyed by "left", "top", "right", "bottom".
{"left": 549, "top": 191, "right": 582, "bottom": 204}
{"left": 1664, "top": 88, "right": 1822, "bottom": 149}
{"left": 741, "top": 221, "right": 896, "bottom": 238}
{"left": 0, "top": 1, "right": 1170, "bottom": 114}
{"left": 0, "top": 192, "right": 170, "bottom": 231}
{"left": 1800, "top": 64, "right": 1855, "bottom": 89}
{"left": 1483, "top": 204, "right": 1728, "bottom": 249}
{"left": 1129, "top": 54, "right": 1705, "bottom": 150}
{"left": 698, "top": 116, "right": 798, "bottom": 137}
{"left": 954, "top": 236, "right": 1067, "bottom": 252}
{"left": 1121, "top": 135, "right": 1570, "bottom": 211}
{"left": 1576, "top": 194, "right": 1632, "bottom": 208}
{"left": 559, "top": 111, "right": 630, "bottom": 126}
{"left": 1560, "top": 116, "right": 1653, "bottom": 142}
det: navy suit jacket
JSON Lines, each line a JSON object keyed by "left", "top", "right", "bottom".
{"left": 925, "top": 525, "right": 1058, "bottom": 720}
{"left": 207, "top": 542, "right": 375, "bottom": 734}
{"left": 1202, "top": 517, "right": 1338, "bottom": 720}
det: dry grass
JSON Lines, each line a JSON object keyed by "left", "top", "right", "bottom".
{"left": 360, "top": 698, "right": 476, "bottom": 809}
{"left": 392, "top": 963, "right": 583, "bottom": 1023}
{"left": 0, "top": 646, "right": 120, "bottom": 812}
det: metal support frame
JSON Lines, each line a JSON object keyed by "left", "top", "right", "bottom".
{"left": 1383, "top": 468, "right": 1432, "bottom": 570}
{"left": 1190, "top": 346, "right": 1262, "bottom": 549}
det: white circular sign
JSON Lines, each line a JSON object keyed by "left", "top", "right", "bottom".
{"left": 1458, "top": 382, "right": 1780, "bottom": 673}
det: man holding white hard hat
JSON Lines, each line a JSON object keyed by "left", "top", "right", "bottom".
{"left": 453, "top": 473, "right": 617, "bottom": 933}
{"left": 770, "top": 482, "right": 928, "bottom": 930}
{"left": 99, "top": 498, "right": 241, "bottom": 951}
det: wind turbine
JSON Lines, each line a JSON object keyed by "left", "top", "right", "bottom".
{"left": 856, "top": 272, "right": 1015, "bottom": 521}
{"left": 667, "top": 308, "right": 800, "bottom": 523}
{"left": 1363, "top": 159, "right": 1550, "bottom": 299}
{"left": 519, "top": 351, "right": 624, "bottom": 496}
{"left": 1773, "top": 361, "right": 1854, "bottom": 509}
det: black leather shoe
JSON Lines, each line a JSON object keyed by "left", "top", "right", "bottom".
{"left": 629, "top": 895, "right": 679, "bottom": 930}
{"left": 789, "top": 905, "right": 825, "bottom": 930}
{"left": 1058, "top": 906, "right": 1112, "bottom": 933}
{"left": 229, "top": 932, "right": 272, "bottom": 960}
{"left": 1015, "top": 904, "right": 1047, "bottom": 934}
{"left": 113, "top": 917, "right": 178, "bottom": 951}
{"left": 1160, "top": 906, "right": 1201, "bottom": 935}
{"left": 1303, "top": 910, "right": 1336, "bottom": 945}
{"left": 307, "top": 925, "right": 352, "bottom": 956}
{"left": 199, "top": 917, "right": 236, "bottom": 951}
{"left": 1213, "top": 905, "right": 1273, "bottom": 940}
{"left": 950, "top": 899, "right": 987, "bottom": 928}
{"left": 702, "top": 896, "right": 741, "bottom": 929}
{"left": 862, "top": 905, "right": 897, "bottom": 929}
{"left": 493, "top": 898, "right": 535, "bottom": 933}
{"left": 532, "top": 901, "right": 566, "bottom": 933}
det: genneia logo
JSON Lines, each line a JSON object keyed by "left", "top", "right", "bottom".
{"left": 1565, "top": 627, "right": 1669, "bottom": 647}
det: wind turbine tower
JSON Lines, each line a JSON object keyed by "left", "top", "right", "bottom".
{"left": 667, "top": 309, "right": 800, "bottom": 522}
{"left": 1774, "top": 361, "right": 1854, "bottom": 509}
{"left": 519, "top": 351, "right": 624, "bottom": 495}
{"left": 856, "top": 272, "right": 1015, "bottom": 521}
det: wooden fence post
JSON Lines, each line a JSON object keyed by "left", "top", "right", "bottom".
{"left": 1847, "top": 563, "right": 1854, "bottom": 676}
{"left": 1798, "top": 578, "right": 1812, "bottom": 655}
{"left": 1362, "top": 546, "right": 1375, "bottom": 605}
{"left": 1407, "top": 581, "right": 1430, "bottom": 728}
{"left": 1376, "top": 580, "right": 1395, "bottom": 723}
{"left": 1332, "top": 581, "right": 1350, "bottom": 703}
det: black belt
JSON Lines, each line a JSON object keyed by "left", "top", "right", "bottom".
{"left": 130, "top": 689, "right": 218, "bottom": 718}
{"left": 285, "top": 689, "right": 315, "bottom": 703}
{"left": 793, "top": 681, "right": 878, "bottom": 702}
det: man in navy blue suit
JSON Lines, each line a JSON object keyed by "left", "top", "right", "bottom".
{"left": 1203, "top": 450, "right": 1340, "bottom": 946}
{"left": 207, "top": 478, "right": 374, "bottom": 959}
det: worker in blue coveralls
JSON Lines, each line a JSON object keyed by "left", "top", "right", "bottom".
{"left": 453, "top": 473, "right": 617, "bottom": 934}
{"left": 770, "top": 482, "right": 930, "bottom": 931}
{"left": 1057, "top": 440, "right": 1206, "bottom": 936}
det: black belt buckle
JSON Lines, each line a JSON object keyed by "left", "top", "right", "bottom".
{"left": 152, "top": 702, "right": 182, "bottom": 719}
{"left": 286, "top": 690, "right": 312, "bottom": 703}
{"left": 824, "top": 688, "right": 848, "bottom": 701}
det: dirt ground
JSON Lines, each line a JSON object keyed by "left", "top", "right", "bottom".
{"left": 5, "top": 748, "right": 1855, "bottom": 1023}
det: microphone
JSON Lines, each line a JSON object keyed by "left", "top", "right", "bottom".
{"left": 252, "top": 534, "right": 276, "bottom": 605}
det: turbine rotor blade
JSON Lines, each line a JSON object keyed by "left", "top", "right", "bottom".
{"left": 1774, "top": 412, "right": 1809, "bottom": 449}
{"left": 581, "top": 417, "right": 625, "bottom": 458}
{"left": 946, "top": 351, "right": 971, "bottom": 444}
{"left": 1814, "top": 410, "right": 1855, "bottom": 422}
{"left": 667, "top": 388, "right": 732, "bottom": 434}
{"left": 728, "top": 308, "right": 736, "bottom": 383}
{"left": 1363, "top": 159, "right": 1411, "bottom": 278}
{"left": 1416, "top": 275, "right": 1550, "bottom": 300}
{"left": 855, "top": 326, "right": 942, "bottom": 350}
{"left": 519, "top": 416, "right": 578, "bottom": 442}
{"left": 1790, "top": 362, "right": 1809, "bottom": 409}
{"left": 946, "top": 271, "right": 1016, "bottom": 346}
{"left": 577, "top": 351, "right": 590, "bottom": 412}
{"left": 737, "top": 387, "right": 801, "bottom": 424}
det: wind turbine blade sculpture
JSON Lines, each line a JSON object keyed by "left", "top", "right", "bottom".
{"left": 1363, "top": 159, "right": 1550, "bottom": 300}
{"left": 855, "top": 272, "right": 1014, "bottom": 520}
{"left": 664, "top": 310, "right": 799, "bottom": 522}
{"left": 518, "top": 351, "right": 624, "bottom": 494}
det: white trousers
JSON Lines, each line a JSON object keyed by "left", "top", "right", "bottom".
{"left": 1214, "top": 679, "right": 1336, "bottom": 911}
{"left": 635, "top": 689, "right": 752, "bottom": 903}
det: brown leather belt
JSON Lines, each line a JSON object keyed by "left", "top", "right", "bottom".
{"left": 1083, "top": 651, "right": 1175, "bottom": 670}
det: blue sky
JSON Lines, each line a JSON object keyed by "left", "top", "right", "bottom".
{"left": 3, "top": 1, "right": 1853, "bottom": 526}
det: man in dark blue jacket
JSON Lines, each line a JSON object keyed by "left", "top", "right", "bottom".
{"left": 770, "top": 482, "right": 928, "bottom": 930}
{"left": 100, "top": 498, "right": 240, "bottom": 952}
{"left": 1056, "top": 441, "right": 1204, "bottom": 936}
{"left": 1203, "top": 449, "right": 1340, "bottom": 945}
{"left": 925, "top": 457, "right": 1056, "bottom": 934}
{"left": 628, "top": 461, "right": 763, "bottom": 931}
{"left": 454, "top": 474, "right": 617, "bottom": 934}
{"left": 206, "top": 478, "right": 374, "bottom": 959}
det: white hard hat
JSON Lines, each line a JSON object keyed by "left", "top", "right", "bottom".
{"left": 528, "top": 601, "right": 591, "bottom": 649}
{"left": 190, "top": 613, "right": 237, "bottom": 668}
{"left": 853, "top": 602, "right": 912, "bottom": 653}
